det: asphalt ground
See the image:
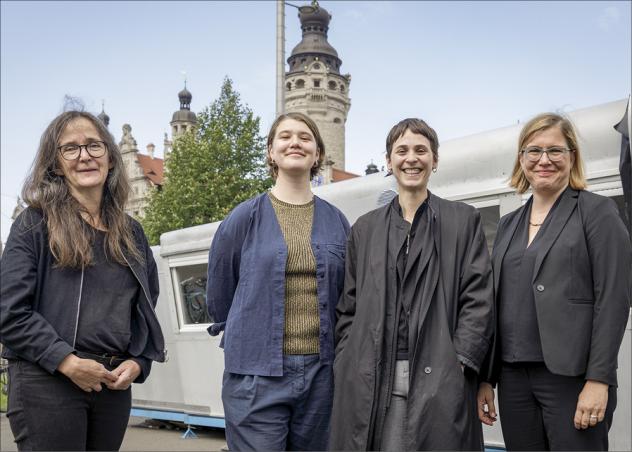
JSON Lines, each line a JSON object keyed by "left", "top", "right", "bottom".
{"left": 1, "top": 414, "right": 227, "bottom": 451}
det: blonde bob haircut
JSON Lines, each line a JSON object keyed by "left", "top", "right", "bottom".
{"left": 510, "top": 112, "right": 587, "bottom": 194}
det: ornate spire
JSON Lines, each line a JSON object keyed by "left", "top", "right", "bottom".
{"left": 287, "top": 1, "right": 342, "bottom": 74}
{"left": 178, "top": 83, "right": 192, "bottom": 110}
{"left": 97, "top": 100, "right": 110, "bottom": 127}
{"left": 171, "top": 79, "right": 196, "bottom": 136}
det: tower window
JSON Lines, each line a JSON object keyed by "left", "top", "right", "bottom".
{"left": 313, "top": 79, "right": 321, "bottom": 88}
{"left": 328, "top": 81, "right": 336, "bottom": 90}
{"left": 286, "top": 82, "right": 292, "bottom": 91}
{"left": 313, "top": 63, "right": 321, "bottom": 70}
{"left": 296, "top": 79, "right": 305, "bottom": 89}
{"left": 334, "top": 118, "right": 342, "bottom": 124}
{"left": 340, "top": 85, "right": 346, "bottom": 93}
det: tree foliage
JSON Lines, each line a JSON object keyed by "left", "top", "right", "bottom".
{"left": 143, "top": 77, "right": 271, "bottom": 244}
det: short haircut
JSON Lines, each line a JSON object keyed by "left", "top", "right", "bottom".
{"left": 385, "top": 118, "right": 439, "bottom": 162}
{"left": 510, "top": 112, "right": 587, "bottom": 193}
{"left": 266, "top": 112, "right": 325, "bottom": 180}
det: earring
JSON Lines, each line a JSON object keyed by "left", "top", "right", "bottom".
{"left": 432, "top": 167, "right": 437, "bottom": 173}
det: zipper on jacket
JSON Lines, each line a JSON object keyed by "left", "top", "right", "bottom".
{"left": 122, "top": 254, "right": 167, "bottom": 360}
{"left": 406, "top": 233, "right": 410, "bottom": 255}
{"left": 71, "top": 267, "right": 85, "bottom": 348}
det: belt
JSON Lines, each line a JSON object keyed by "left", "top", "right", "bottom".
{"left": 74, "top": 350, "right": 129, "bottom": 367}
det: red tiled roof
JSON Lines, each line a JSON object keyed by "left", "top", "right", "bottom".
{"left": 136, "top": 154, "right": 164, "bottom": 186}
{"left": 332, "top": 168, "right": 359, "bottom": 182}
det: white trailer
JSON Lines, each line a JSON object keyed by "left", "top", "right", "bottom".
{"left": 132, "top": 98, "right": 631, "bottom": 450}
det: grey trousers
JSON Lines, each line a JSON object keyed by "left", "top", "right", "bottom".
{"left": 380, "top": 360, "right": 409, "bottom": 451}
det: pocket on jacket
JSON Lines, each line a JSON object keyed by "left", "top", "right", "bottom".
{"left": 567, "top": 298, "right": 594, "bottom": 306}
{"left": 326, "top": 244, "right": 346, "bottom": 262}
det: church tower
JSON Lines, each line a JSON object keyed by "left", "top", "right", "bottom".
{"left": 285, "top": 1, "right": 351, "bottom": 170}
{"left": 97, "top": 101, "right": 110, "bottom": 128}
{"left": 170, "top": 83, "right": 197, "bottom": 138}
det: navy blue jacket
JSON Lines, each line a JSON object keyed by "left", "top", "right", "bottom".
{"left": 0, "top": 208, "right": 166, "bottom": 383}
{"left": 206, "top": 193, "right": 350, "bottom": 376}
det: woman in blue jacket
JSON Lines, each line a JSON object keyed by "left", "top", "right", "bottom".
{"left": 206, "top": 112, "right": 350, "bottom": 451}
{"left": 0, "top": 111, "right": 165, "bottom": 451}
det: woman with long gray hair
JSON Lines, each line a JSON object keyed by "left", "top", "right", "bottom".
{"left": 0, "top": 110, "right": 165, "bottom": 450}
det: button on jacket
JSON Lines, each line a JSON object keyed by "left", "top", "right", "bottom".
{"left": 206, "top": 193, "right": 350, "bottom": 377}
{"left": 483, "top": 188, "right": 632, "bottom": 386}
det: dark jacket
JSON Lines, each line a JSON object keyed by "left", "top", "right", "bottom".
{"left": 206, "top": 193, "right": 350, "bottom": 376}
{"left": 483, "top": 188, "right": 631, "bottom": 386}
{"left": 330, "top": 193, "right": 494, "bottom": 451}
{"left": 0, "top": 208, "right": 166, "bottom": 383}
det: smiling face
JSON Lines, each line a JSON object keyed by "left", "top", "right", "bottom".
{"left": 387, "top": 129, "right": 436, "bottom": 194}
{"left": 268, "top": 118, "right": 320, "bottom": 179}
{"left": 520, "top": 125, "right": 574, "bottom": 195}
{"left": 56, "top": 117, "right": 112, "bottom": 200}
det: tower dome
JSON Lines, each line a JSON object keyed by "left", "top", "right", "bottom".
{"left": 178, "top": 87, "right": 192, "bottom": 107}
{"left": 170, "top": 82, "right": 197, "bottom": 137}
{"left": 98, "top": 102, "right": 110, "bottom": 127}
{"left": 288, "top": 1, "right": 342, "bottom": 74}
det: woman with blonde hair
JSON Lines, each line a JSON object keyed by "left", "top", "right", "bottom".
{"left": 0, "top": 110, "right": 165, "bottom": 451}
{"left": 478, "top": 113, "right": 631, "bottom": 450}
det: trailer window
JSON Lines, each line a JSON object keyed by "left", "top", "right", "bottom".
{"left": 172, "top": 264, "right": 212, "bottom": 325}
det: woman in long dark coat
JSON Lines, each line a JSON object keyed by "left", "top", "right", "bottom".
{"left": 330, "top": 118, "right": 494, "bottom": 450}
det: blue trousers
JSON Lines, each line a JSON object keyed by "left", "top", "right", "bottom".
{"left": 222, "top": 354, "right": 332, "bottom": 451}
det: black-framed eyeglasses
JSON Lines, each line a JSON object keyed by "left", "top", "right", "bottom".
{"left": 520, "top": 146, "right": 574, "bottom": 162}
{"left": 57, "top": 141, "right": 107, "bottom": 160}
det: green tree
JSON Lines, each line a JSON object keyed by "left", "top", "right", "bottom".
{"left": 143, "top": 77, "right": 271, "bottom": 244}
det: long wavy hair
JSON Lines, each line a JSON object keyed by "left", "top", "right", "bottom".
{"left": 21, "top": 111, "right": 142, "bottom": 268}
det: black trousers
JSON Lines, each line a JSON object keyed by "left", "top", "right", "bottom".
{"left": 498, "top": 363, "right": 616, "bottom": 451}
{"left": 7, "top": 359, "right": 131, "bottom": 451}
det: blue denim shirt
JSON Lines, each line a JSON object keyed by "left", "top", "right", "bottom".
{"left": 206, "top": 193, "right": 350, "bottom": 376}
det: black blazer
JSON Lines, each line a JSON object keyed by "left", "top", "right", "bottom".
{"left": 484, "top": 188, "right": 631, "bottom": 386}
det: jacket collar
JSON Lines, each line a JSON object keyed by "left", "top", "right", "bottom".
{"left": 492, "top": 186, "right": 578, "bottom": 290}
{"left": 531, "top": 187, "right": 578, "bottom": 281}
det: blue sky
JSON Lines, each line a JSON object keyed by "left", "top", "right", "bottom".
{"left": 1, "top": 1, "right": 630, "bottom": 241}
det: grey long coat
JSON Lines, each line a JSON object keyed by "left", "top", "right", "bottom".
{"left": 330, "top": 194, "right": 494, "bottom": 451}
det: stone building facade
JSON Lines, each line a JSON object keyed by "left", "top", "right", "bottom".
{"left": 285, "top": 1, "right": 351, "bottom": 172}
{"left": 100, "top": 85, "right": 196, "bottom": 219}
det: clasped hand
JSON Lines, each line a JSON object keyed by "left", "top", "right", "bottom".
{"left": 57, "top": 354, "right": 141, "bottom": 392}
